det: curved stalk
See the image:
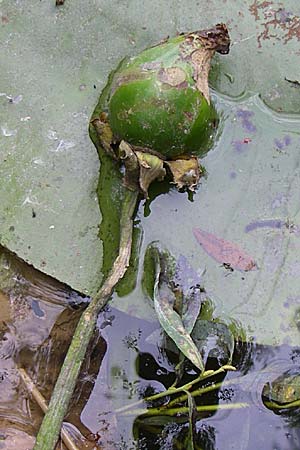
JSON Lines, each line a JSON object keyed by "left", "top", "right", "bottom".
{"left": 34, "top": 189, "right": 139, "bottom": 450}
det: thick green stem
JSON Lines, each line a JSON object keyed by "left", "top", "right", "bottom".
{"left": 34, "top": 189, "right": 139, "bottom": 450}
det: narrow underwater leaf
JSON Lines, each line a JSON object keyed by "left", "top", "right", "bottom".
{"left": 184, "top": 389, "right": 197, "bottom": 450}
{"left": 175, "top": 255, "right": 202, "bottom": 296}
{"left": 193, "top": 228, "right": 256, "bottom": 271}
{"left": 182, "top": 295, "right": 202, "bottom": 336}
{"left": 154, "top": 279, "right": 204, "bottom": 372}
{"left": 151, "top": 245, "right": 204, "bottom": 372}
{"left": 175, "top": 255, "right": 202, "bottom": 334}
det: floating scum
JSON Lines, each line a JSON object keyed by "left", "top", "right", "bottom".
{"left": 34, "top": 24, "right": 231, "bottom": 450}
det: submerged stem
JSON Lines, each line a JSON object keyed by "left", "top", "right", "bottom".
{"left": 115, "top": 365, "right": 235, "bottom": 414}
{"left": 122, "top": 402, "right": 249, "bottom": 418}
{"left": 34, "top": 189, "right": 139, "bottom": 450}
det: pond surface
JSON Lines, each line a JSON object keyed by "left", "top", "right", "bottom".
{"left": 1, "top": 246, "right": 300, "bottom": 450}
{"left": 1, "top": 1, "right": 300, "bottom": 448}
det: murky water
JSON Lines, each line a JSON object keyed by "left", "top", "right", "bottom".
{"left": 1, "top": 245, "right": 300, "bottom": 449}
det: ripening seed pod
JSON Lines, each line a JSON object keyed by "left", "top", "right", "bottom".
{"left": 105, "top": 24, "right": 230, "bottom": 159}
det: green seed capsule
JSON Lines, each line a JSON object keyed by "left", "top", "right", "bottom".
{"left": 106, "top": 24, "right": 230, "bottom": 158}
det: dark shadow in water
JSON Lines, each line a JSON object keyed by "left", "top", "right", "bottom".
{"left": 2, "top": 217, "right": 300, "bottom": 449}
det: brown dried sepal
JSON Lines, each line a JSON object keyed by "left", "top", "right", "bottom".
{"left": 195, "top": 23, "right": 230, "bottom": 55}
{"left": 91, "top": 112, "right": 118, "bottom": 160}
{"left": 135, "top": 151, "right": 166, "bottom": 198}
{"left": 181, "top": 23, "right": 230, "bottom": 102}
{"left": 119, "top": 141, "right": 140, "bottom": 192}
{"left": 119, "top": 142, "right": 166, "bottom": 197}
{"left": 166, "top": 157, "right": 202, "bottom": 191}
{"left": 191, "top": 48, "right": 213, "bottom": 104}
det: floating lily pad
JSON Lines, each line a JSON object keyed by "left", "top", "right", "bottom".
{"left": 1, "top": 0, "right": 300, "bottom": 349}
{"left": 139, "top": 94, "right": 300, "bottom": 347}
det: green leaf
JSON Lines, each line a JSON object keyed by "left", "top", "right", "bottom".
{"left": 146, "top": 243, "right": 204, "bottom": 372}
{"left": 153, "top": 283, "right": 204, "bottom": 371}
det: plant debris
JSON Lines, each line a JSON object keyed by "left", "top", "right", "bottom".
{"left": 193, "top": 228, "right": 257, "bottom": 271}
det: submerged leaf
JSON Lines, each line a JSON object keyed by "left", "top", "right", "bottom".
{"left": 182, "top": 297, "right": 202, "bottom": 336}
{"left": 262, "top": 369, "right": 300, "bottom": 406}
{"left": 175, "top": 255, "right": 202, "bottom": 296}
{"left": 145, "top": 243, "right": 204, "bottom": 372}
{"left": 193, "top": 228, "right": 257, "bottom": 271}
{"left": 153, "top": 274, "right": 204, "bottom": 372}
{"left": 184, "top": 389, "right": 197, "bottom": 450}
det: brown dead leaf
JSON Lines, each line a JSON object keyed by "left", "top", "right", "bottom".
{"left": 193, "top": 228, "right": 257, "bottom": 271}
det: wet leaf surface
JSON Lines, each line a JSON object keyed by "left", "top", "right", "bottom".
{"left": 138, "top": 93, "right": 300, "bottom": 347}
{"left": 0, "top": 1, "right": 104, "bottom": 296}
{"left": 0, "top": 0, "right": 299, "bottom": 297}
{"left": 174, "top": 255, "right": 203, "bottom": 334}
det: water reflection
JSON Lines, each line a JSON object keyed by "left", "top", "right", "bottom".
{"left": 1, "top": 246, "right": 300, "bottom": 449}
{"left": 0, "top": 247, "right": 96, "bottom": 447}
{"left": 121, "top": 337, "right": 300, "bottom": 449}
